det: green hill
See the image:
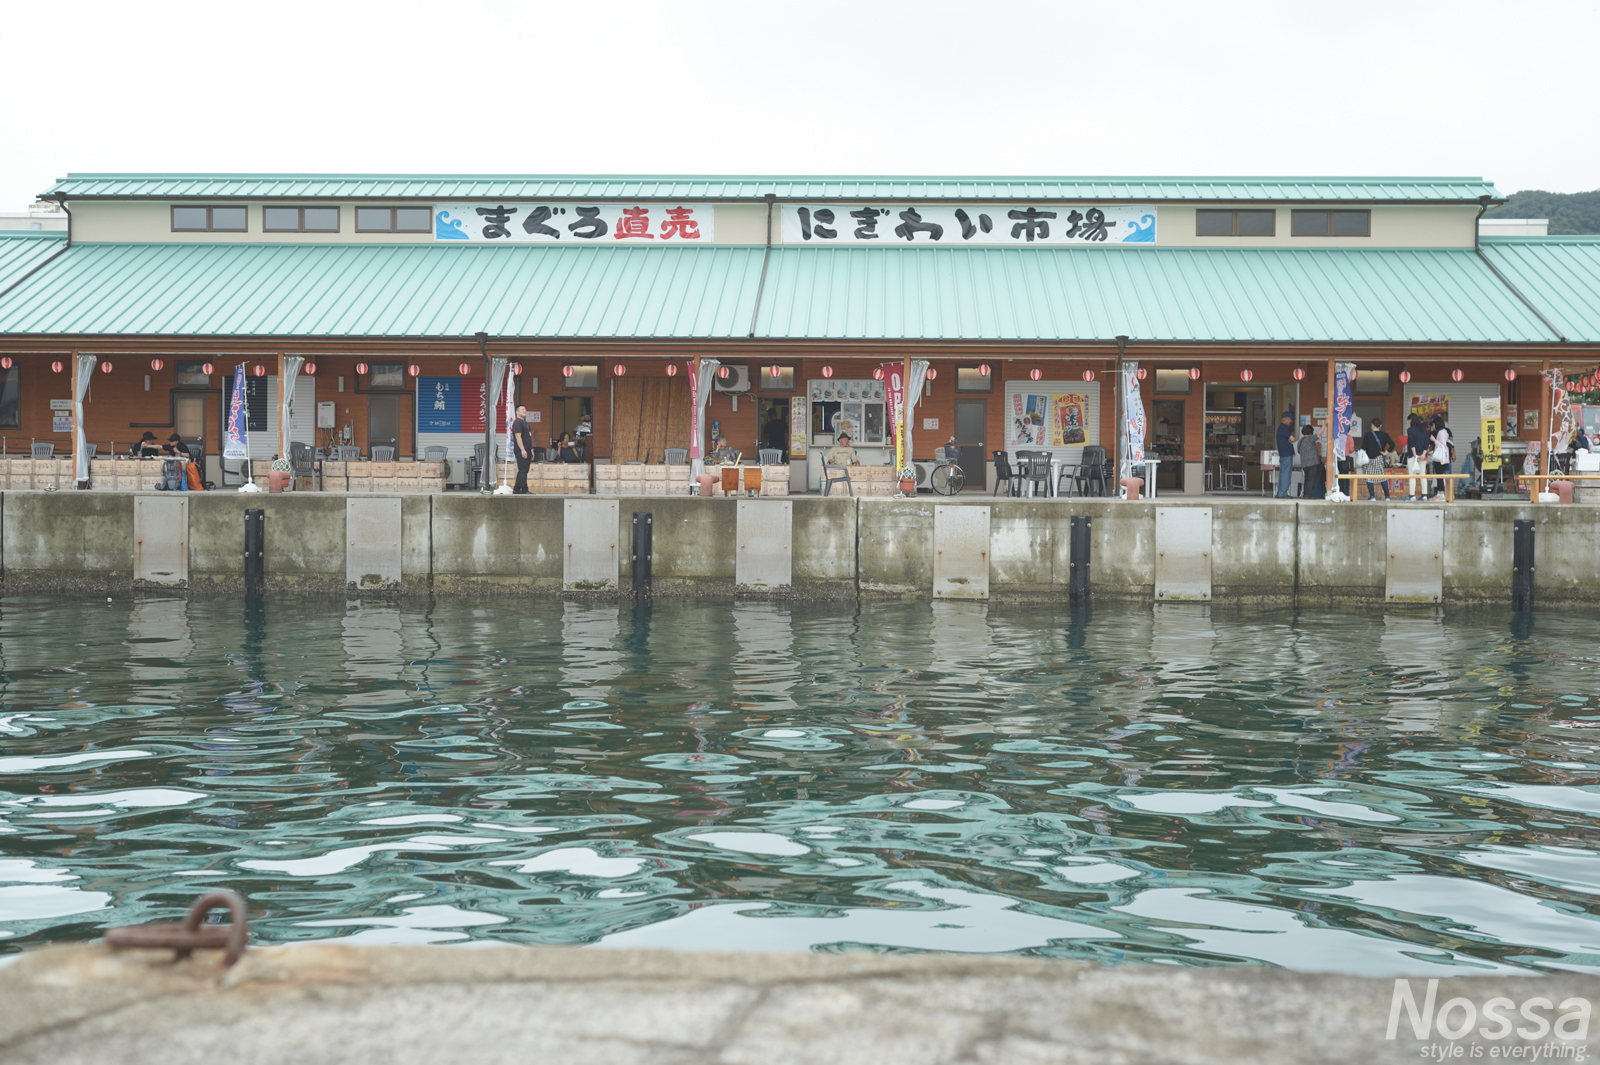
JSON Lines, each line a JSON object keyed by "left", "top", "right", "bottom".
{"left": 1485, "top": 189, "right": 1600, "bottom": 234}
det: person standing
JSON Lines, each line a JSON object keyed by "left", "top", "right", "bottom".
{"left": 1361, "top": 417, "right": 1395, "bottom": 500}
{"left": 1404, "top": 414, "right": 1430, "bottom": 501}
{"left": 1298, "top": 424, "right": 1324, "bottom": 499}
{"left": 1275, "top": 411, "right": 1295, "bottom": 498}
{"left": 1429, "top": 414, "right": 1452, "bottom": 501}
{"left": 510, "top": 404, "right": 534, "bottom": 494}
{"left": 762, "top": 408, "right": 787, "bottom": 457}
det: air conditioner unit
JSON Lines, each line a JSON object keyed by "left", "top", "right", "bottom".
{"left": 912, "top": 460, "right": 936, "bottom": 489}
{"left": 712, "top": 365, "right": 751, "bottom": 393}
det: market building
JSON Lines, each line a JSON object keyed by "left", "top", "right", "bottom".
{"left": 0, "top": 173, "right": 1597, "bottom": 494}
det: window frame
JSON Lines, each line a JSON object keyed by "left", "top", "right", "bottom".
{"left": 1291, "top": 209, "right": 1371, "bottom": 238}
{"left": 758, "top": 366, "right": 796, "bottom": 393}
{"left": 1153, "top": 368, "right": 1194, "bottom": 395}
{"left": 263, "top": 205, "right": 341, "bottom": 234}
{"left": 171, "top": 205, "right": 249, "bottom": 233}
{"left": 354, "top": 206, "right": 433, "bottom": 234}
{"left": 954, "top": 366, "right": 994, "bottom": 393}
{"left": 366, "top": 363, "right": 409, "bottom": 391}
{"left": 1353, "top": 368, "right": 1391, "bottom": 395}
{"left": 174, "top": 360, "right": 212, "bottom": 388}
{"left": 560, "top": 364, "right": 600, "bottom": 392}
{"left": 1195, "top": 209, "right": 1277, "bottom": 237}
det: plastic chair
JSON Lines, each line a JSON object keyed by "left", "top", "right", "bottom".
{"left": 991, "top": 451, "right": 1020, "bottom": 497}
{"left": 1223, "top": 454, "right": 1247, "bottom": 491}
{"left": 371, "top": 446, "right": 396, "bottom": 462}
{"left": 1019, "top": 454, "right": 1051, "bottom": 497}
{"left": 83, "top": 443, "right": 97, "bottom": 459}
{"left": 1075, "top": 446, "right": 1108, "bottom": 496}
{"left": 758, "top": 448, "right": 782, "bottom": 465}
{"left": 289, "top": 442, "right": 318, "bottom": 490}
{"left": 664, "top": 448, "right": 687, "bottom": 465}
{"left": 31, "top": 443, "right": 54, "bottom": 458}
{"left": 822, "top": 463, "right": 853, "bottom": 496}
{"left": 335, "top": 445, "right": 361, "bottom": 461}
{"left": 423, "top": 446, "right": 448, "bottom": 462}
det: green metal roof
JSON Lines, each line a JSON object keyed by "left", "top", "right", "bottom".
{"left": 0, "top": 239, "right": 1575, "bottom": 345}
{"left": 1479, "top": 236, "right": 1600, "bottom": 343}
{"left": 0, "top": 230, "right": 68, "bottom": 292}
{"left": 41, "top": 173, "right": 1502, "bottom": 204}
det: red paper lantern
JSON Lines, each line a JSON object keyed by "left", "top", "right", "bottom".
{"left": 718, "top": 365, "right": 731, "bottom": 379}
{"left": 1292, "top": 367, "right": 1305, "bottom": 381}
{"left": 1398, "top": 370, "right": 1411, "bottom": 384}
{"left": 100, "top": 360, "right": 114, "bottom": 374}
{"left": 1240, "top": 369, "right": 1253, "bottom": 382}
{"left": 252, "top": 364, "right": 266, "bottom": 377}
{"left": 355, "top": 362, "right": 369, "bottom": 376}
{"left": 458, "top": 362, "right": 471, "bottom": 375}
{"left": 1505, "top": 368, "right": 1517, "bottom": 382}
{"left": 1136, "top": 367, "right": 1147, "bottom": 380}
{"left": 977, "top": 364, "right": 990, "bottom": 377}
{"left": 0, "top": 357, "right": 10, "bottom": 369}
{"left": 1029, "top": 368, "right": 1043, "bottom": 381}
{"left": 303, "top": 362, "right": 316, "bottom": 376}
{"left": 562, "top": 365, "right": 574, "bottom": 378}
{"left": 820, "top": 365, "right": 832, "bottom": 378}
{"left": 1082, "top": 369, "right": 1096, "bottom": 382}
{"left": 613, "top": 363, "right": 626, "bottom": 377}
{"left": 50, "top": 360, "right": 63, "bottom": 373}
{"left": 407, "top": 364, "right": 420, "bottom": 377}
{"left": 510, "top": 362, "right": 522, "bottom": 376}
{"left": 202, "top": 362, "right": 214, "bottom": 376}
{"left": 872, "top": 367, "right": 885, "bottom": 380}
{"left": 925, "top": 367, "right": 937, "bottom": 380}
{"left": 1348, "top": 368, "right": 1358, "bottom": 382}
{"left": 150, "top": 359, "right": 164, "bottom": 371}
{"left": 1187, "top": 367, "right": 1200, "bottom": 380}
{"left": 768, "top": 364, "right": 782, "bottom": 378}
{"left": 665, "top": 363, "right": 678, "bottom": 377}
{"left": 1451, "top": 367, "right": 1464, "bottom": 382}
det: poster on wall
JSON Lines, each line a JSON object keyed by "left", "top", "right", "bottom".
{"left": 417, "top": 376, "right": 507, "bottom": 433}
{"left": 1053, "top": 394, "right": 1090, "bottom": 446}
{"left": 1009, "top": 392, "right": 1093, "bottom": 448}
{"left": 1409, "top": 393, "right": 1448, "bottom": 422}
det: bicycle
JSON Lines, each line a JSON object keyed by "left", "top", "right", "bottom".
{"left": 930, "top": 445, "right": 965, "bottom": 496}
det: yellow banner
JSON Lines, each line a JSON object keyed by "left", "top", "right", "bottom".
{"left": 1481, "top": 418, "right": 1502, "bottom": 470}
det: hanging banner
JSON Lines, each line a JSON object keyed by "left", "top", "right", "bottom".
{"left": 224, "top": 365, "right": 249, "bottom": 460}
{"left": 1546, "top": 367, "right": 1575, "bottom": 453}
{"left": 782, "top": 204, "right": 1157, "bottom": 245}
{"left": 881, "top": 363, "right": 908, "bottom": 471}
{"left": 456, "top": 377, "right": 509, "bottom": 434}
{"left": 1333, "top": 364, "right": 1355, "bottom": 459}
{"left": 1408, "top": 393, "right": 1448, "bottom": 422}
{"left": 1480, "top": 396, "right": 1503, "bottom": 471}
{"left": 789, "top": 400, "right": 807, "bottom": 458}
{"left": 434, "top": 203, "right": 714, "bottom": 243}
{"left": 1123, "top": 363, "right": 1146, "bottom": 466}
{"left": 688, "top": 363, "right": 702, "bottom": 461}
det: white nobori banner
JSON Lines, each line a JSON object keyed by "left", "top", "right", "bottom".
{"left": 433, "top": 203, "right": 715, "bottom": 243}
{"left": 781, "top": 204, "right": 1157, "bottom": 245}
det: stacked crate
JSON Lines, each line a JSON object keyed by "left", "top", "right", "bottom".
{"left": 854, "top": 465, "right": 897, "bottom": 496}
{"left": 665, "top": 465, "right": 691, "bottom": 494}
{"left": 415, "top": 461, "right": 447, "bottom": 492}
{"left": 617, "top": 463, "right": 644, "bottom": 495}
{"left": 321, "top": 460, "right": 347, "bottom": 491}
{"left": 347, "top": 462, "right": 371, "bottom": 493}
{"left": 368, "top": 461, "right": 398, "bottom": 493}
{"left": 642, "top": 464, "right": 667, "bottom": 496}
{"left": 0, "top": 456, "right": 27, "bottom": 489}
{"left": 593, "top": 464, "right": 620, "bottom": 495}
{"left": 760, "top": 463, "right": 791, "bottom": 496}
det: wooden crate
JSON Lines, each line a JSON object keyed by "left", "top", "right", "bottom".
{"left": 116, "top": 474, "right": 142, "bottom": 491}
{"left": 415, "top": 461, "right": 445, "bottom": 480}
{"left": 370, "top": 478, "right": 398, "bottom": 494}
{"left": 322, "top": 475, "right": 348, "bottom": 492}
{"left": 368, "top": 462, "right": 397, "bottom": 479}
{"left": 321, "top": 460, "right": 346, "bottom": 478}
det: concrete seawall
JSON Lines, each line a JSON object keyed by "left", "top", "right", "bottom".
{"left": 0, "top": 490, "right": 1593, "bottom": 604}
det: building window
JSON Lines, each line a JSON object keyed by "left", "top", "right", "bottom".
{"left": 175, "top": 361, "right": 211, "bottom": 387}
{"left": 561, "top": 364, "right": 599, "bottom": 391}
{"left": 171, "top": 205, "right": 247, "bottom": 232}
{"left": 1292, "top": 210, "right": 1371, "bottom": 237}
{"left": 264, "top": 206, "right": 340, "bottom": 233}
{"left": 368, "top": 363, "right": 407, "bottom": 390}
{"left": 0, "top": 364, "right": 18, "bottom": 428}
{"left": 955, "top": 367, "right": 993, "bottom": 393}
{"left": 759, "top": 366, "right": 795, "bottom": 392}
{"left": 1353, "top": 369, "right": 1391, "bottom": 395}
{"left": 1154, "top": 369, "right": 1193, "bottom": 394}
{"left": 355, "top": 207, "right": 432, "bottom": 233}
{"left": 1196, "top": 209, "right": 1275, "bottom": 237}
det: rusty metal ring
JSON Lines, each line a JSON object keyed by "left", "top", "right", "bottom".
{"left": 105, "top": 889, "right": 250, "bottom": 967}
{"left": 179, "top": 890, "right": 250, "bottom": 966}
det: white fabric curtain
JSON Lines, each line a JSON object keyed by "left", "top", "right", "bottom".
{"left": 279, "top": 356, "right": 303, "bottom": 459}
{"left": 500, "top": 365, "right": 517, "bottom": 485}
{"left": 902, "top": 359, "right": 930, "bottom": 469}
{"left": 485, "top": 357, "right": 507, "bottom": 488}
{"left": 690, "top": 358, "right": 722, "bottom": 478}
{"left": 74, "top": 354, "right": 95, "bottom": 484}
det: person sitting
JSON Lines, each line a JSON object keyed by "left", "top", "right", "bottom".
{"left": 163, "top": 432, "right": 193, "bottom": 460}
{"left": 132, "top": 431, "right": 163, "bottom": 457}
{"left": 1297, "top": 424, "right": 1324, "bottom": 499}
{"left": 707, "top": 434, "right": 739, "bottom": 465}
{"left": 557, "top": 432, "right": 582, "bottom": 463}
{"left": 826, "top": 432, "right": 860, "bottom": 466}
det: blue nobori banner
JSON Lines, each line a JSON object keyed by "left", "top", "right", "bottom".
{"left": 781, "top": 204, "right": 1157, "bottom": 245}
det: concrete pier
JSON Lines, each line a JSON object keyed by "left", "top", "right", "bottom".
{"left": 0, "top": 490, "right": 1595, "bottom": 604}
{"left": 3, "top": 943, "right": 1597, "bottom": 1064}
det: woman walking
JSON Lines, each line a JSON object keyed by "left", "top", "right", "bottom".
{"left": 1429, "top": 414, "right": 1452, "bottom": 501}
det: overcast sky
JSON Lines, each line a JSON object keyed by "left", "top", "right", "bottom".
{"left": 3, "top": 0, "right": 1593, "bottom": 211}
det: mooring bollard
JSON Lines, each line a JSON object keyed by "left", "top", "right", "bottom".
{"left": 1069, "top": 514, "right": 1091, "bottom": 605}
{"left": 1511, "top": 518, "right": 1535, "bottom": 611}
{"left": 631, "top": 512, "right": 653, "bottom": 596}
{"left": 244, "top": 508, "right": 265, "bottom": 596}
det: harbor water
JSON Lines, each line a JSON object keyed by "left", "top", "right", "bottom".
{"left": 1, "top": 596, "right": 1597, "bottom": 975}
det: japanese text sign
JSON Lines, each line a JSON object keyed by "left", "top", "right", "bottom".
{"left": 434, "top": 204, "right": 714, "bottom": 243}
{"left": 782, "top": 204, "right": 1157, "bottom": 245}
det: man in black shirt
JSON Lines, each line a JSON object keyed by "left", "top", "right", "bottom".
{"left": 163, "top": 433, "right": 193, "bottom": 460}
{"left": 1274, "top": 411, "right": 1296, "bottom": 498}
{"left": 511, "top": 405, "right": 535, "bottom": 494}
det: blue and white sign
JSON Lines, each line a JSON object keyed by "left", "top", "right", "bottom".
{"left": 781, "top": 204, "right": 1157, "bottom": 245}
{"left": 418, "top": 376, "right": 463, "bottom": 432}
{"left": 224, "top": 365, "right": 249, "bottom": 460}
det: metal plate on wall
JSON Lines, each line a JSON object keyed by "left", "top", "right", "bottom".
{"left": 934, "top": 505, "right": 990, "bottom": 600}
{"left": 1387, "top": 508, "right": 1442, "bottom": 603}
{"left": 736, "top": 500, "right": 792, "bottom": 590}
{"left": 564, "top": 499, "right": 619, "bottom": 591}
{"left": 346, "top": 497, "right": 401, "bottom": 591}
{"left": 133, "top": 496, "right": 188, "bottom": 585}
{"left": 1155, "top": 506, "right": 1212, "bottom": 601}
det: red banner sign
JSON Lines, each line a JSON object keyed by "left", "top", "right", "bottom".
{"left": 881, "top": 362, "right": 907, "bottom": 471}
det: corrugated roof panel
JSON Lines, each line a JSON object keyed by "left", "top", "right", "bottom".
{"left": 1478, "top": 237, "right": 1600, "bottom": 343}
{"left": 0, "top": 231, "right": 68, "bottom": 292}
{"left": 41, "top": 173, "right": 1502, "bottom": 203}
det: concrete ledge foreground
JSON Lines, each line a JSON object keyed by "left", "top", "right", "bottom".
{"left": 2, "top": 944, "right": 1598, "bottom": 1064}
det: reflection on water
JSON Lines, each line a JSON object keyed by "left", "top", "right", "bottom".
{"left": 1, "top": 596, "right": 1598, "bottom": 974}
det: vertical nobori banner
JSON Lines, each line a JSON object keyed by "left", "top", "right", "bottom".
{"left": 1333, "top": 363, "right": 1355, "bottom": 458}
{"left": 224, "top": 365, "right": 249, "bottom": 460}
{"left": 881, "top": 363, "right": 907, "bottom": 471}
{"left": 1123, "top": 362, "right": 1147, "bottom": 470}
